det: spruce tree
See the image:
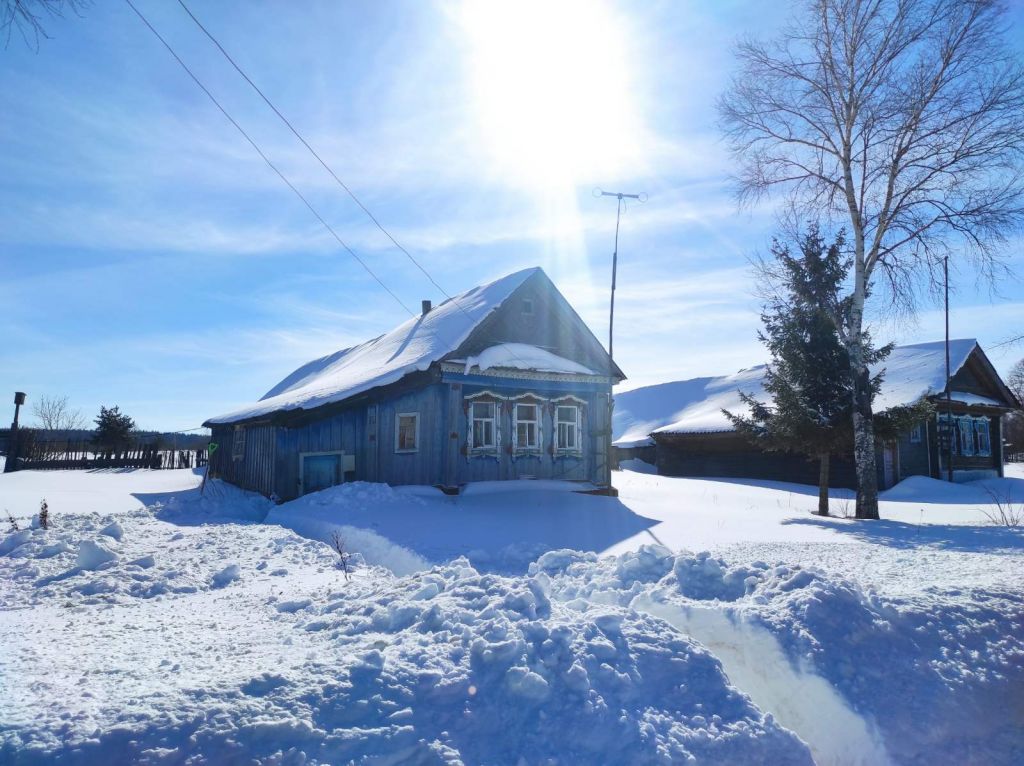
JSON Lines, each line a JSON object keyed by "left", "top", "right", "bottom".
{"left": 93, "top": 405, "right": 136, "bottom": 452}
{"left": 726, "top": 227, "right": 877, "bottom": 515}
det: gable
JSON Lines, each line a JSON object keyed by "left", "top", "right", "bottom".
{"left": 944, "top": 345, "right": 1020, "bottom": 409}
{"left": 448, "top": 270, "right": 624, "bottom": 380}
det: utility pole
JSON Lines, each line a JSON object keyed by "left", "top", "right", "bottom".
{"left": 944, "top": 256, "right": 953, "bottom": 482}
{"left": 595, "top": 189, "right": 646, "bottom": 489}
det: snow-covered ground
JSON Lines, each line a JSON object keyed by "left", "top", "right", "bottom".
{"left": 2, "top": 466, "right": 1022, "bottom": 764}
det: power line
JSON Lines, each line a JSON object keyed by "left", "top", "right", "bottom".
{"left": 173, "top": 2, "right": 553, "bottom": 374}
{"left": 124, "top": 0, "right": 415, "bottom": 318}
{"left": 175, "top": 0, "right": 460, "bottom": 307}
{"left": 129, "top": 0, "right": 595, "bottom": 382}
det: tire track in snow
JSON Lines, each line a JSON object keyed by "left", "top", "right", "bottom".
{"left": 632, "top": 595, "right": 892, "bottom": 766}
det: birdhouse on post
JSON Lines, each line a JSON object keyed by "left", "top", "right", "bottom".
{"left": 5, "top": 391, "right": 27, "bottom": 473}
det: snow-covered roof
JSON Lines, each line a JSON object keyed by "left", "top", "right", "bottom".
{"left": 207, "top": 268, "right": 541, "bottom": 425}
{"left": 947, "top": 391, "right": 1005, "bottom": 407}
{"left": 613, "top": 339, "right": 988, "bottom": 443}
{"left": 456, "top": 343, "right": 598, "bottom": 376}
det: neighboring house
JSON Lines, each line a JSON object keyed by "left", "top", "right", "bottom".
{"left": 612, "top": 340, "right": 1019, "bottom": 489}
{"left": 205, "top": 268, "right": 624, "bottom": 500}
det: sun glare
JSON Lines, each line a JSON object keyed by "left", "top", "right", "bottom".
{"left": 459, "top": 0, "right": 641, "bottom": 192}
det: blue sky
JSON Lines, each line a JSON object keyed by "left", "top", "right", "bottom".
{"left": 2, "top": 0, "right": 1022, "bottom": 432}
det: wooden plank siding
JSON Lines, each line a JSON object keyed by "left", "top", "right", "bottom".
{"left": 654, "top": 431, "right": 861, "bottom": 489}
{"left": 210, "top": 423, "right": 277, "bottom": 497}
{"left": 446, "top": 370, "right": 608, "bottom": 486}
{"left": 451, "top": 270, "right": 623, "bottom": 380}
{"left": 206, "top": 269, "right": 621, "bottom": 499}
{"left": 273, "top": 407, "right": 366, "bottom": 499}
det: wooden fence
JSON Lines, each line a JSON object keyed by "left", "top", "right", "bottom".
{"left": 10, "top": 437, "right": 208, "bottom": 471}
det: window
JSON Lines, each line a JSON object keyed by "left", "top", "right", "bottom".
{"left": 909, "top": 424, "right": 923, "bottom": 444}
{"left": 514, "top": 402, "right": 539, "bottom": 451}
{"left": 556, "top": 405, "right": 580, "bottom": 451}
{"left": 470, "top": 401, "right": 497, "bottom": 450}
{"left": 938, "top": 413, "right": 960, "bottom": 456}
{"left": 958, "top": 416, "right": 975, "bottom": 456}
{"left": 395, "top": 413, "right": 419, "bottom": 453}
{"left": 232, "top": 426, "right": 246, "bottom": 460}
{"left": 974, "top": 418, "right": 992, "bottom": 456}
{"left": 522, "top": 298, "right": 534, "bottom": 315}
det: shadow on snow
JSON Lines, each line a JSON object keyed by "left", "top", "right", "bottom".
{"left": 782, "top": 516, "right": 1024, "bottom": 552}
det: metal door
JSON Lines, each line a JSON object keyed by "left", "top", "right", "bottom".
{"left": 302, "top": 453, "right": 340, "bottom": 494}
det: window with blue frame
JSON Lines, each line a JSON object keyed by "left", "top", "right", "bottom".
{"left": 974, "top": 418, "right": 992, "bottom": 456}
{"left": 958, "top": 416, "right": 975, "bottom": 456}
{"left": 938, "top": 413, "right": 992, "bottom": 457}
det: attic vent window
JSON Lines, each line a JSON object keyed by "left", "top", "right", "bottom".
{"left": 522, "top": 298, "right": 534, "bottom": 315}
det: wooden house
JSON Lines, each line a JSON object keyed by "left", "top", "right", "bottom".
{"left": 204, "top": 268, "right": 624, "bottom": 500}
{"left": 613, "top": 340, "right": 1019, "bottom": 489}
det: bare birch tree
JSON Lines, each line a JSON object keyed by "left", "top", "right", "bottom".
{"left": 2, "top": 0, "right": 87, "bottom": 49}
{"left": 32, "top": 395, "right": 85, "bottom": 432}
{"left": 720, "top": 0, "right": 1024, "bottom": 518}
{"left": 1008, "top": 358, "right": 1024, "bottom": 406}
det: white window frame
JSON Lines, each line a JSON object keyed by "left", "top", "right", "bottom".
{"left": 469, "top": 400, "right": 498, "bottom": 451}
{"left": 232, "top": 426, "right": 246, "bottom": 460}
{"left": 974, "top": 417, "right": 991, "bottom": 457}
{"left": 555, "top": 404, "right": 581, "bottom": 453}
{"left": 513, "top": 401, "right": 541, "bottom": 452}
{"left": 394, "top": 412, "right": 419, "bottom": 453}
{"left": 958, "top": 415, "right": 975, "bottom": 457}
{"left": 909, "top": 424, "right": 923, "bottom": 444}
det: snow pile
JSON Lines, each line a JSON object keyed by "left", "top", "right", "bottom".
{"left": 150, "top": 477, "right": 272, "bottom": 524}
{"left": 535, "top": 547, "right": 1024, "bottom": 765}
{"left": 3, "top": 467, "right": 1023, "bottom": 764}
{"left": 1, "top": 513, "right": 814, "bottom": 765}
{"left": 266, "top": 479, "right": 654, "bottom": 576}
{"left": 207, "top": 268, "right": 540, "bottom": 425}
{"left": 0, "top": 509, "right": 333, "bottom": 609}
{"left": 460, "top": 342, "right": 597, "bottom": 375}
{"left": 75, "top": 539, "right": 119, "bottom": 571}
{"left": 266, "top": 481, "right": 431, "bottom": 575}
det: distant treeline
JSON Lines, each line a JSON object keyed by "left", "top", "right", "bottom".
{"left": 1, "top": 429, "right": 210, "bottom": 451}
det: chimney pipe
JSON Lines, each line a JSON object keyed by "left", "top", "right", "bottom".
{"left": 421, "top": 300, "right": 432, "bottom": 315}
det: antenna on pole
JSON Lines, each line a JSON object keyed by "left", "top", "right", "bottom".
{"left": 594, "top": 188, "right": 647, "bottom": 363}
{"left": 594, "top": 187, "right": 646, "bottom": 490}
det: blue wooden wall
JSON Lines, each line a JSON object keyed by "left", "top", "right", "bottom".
{"left": 444, "top": 371, "right": 609, "bottom": 486}
{"left": 211, "top": 370, "right": 612, "bottom": 499}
